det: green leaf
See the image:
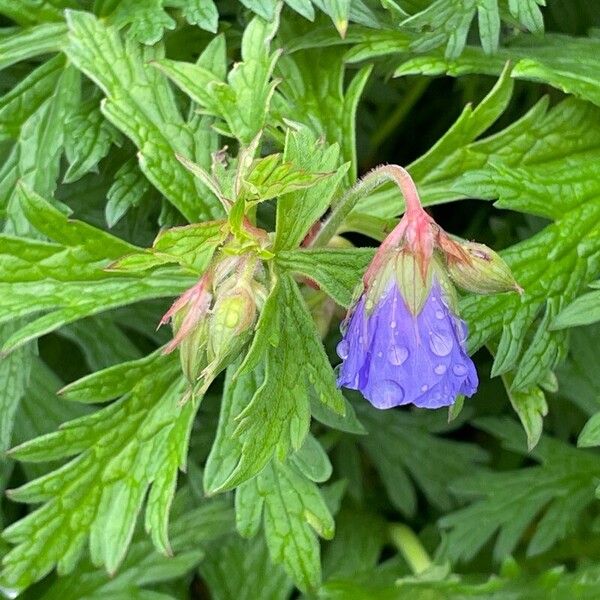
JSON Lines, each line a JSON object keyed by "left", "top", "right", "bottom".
{"left": 557, "top": 324, "right": 600, "bottom": 417}
{"left": 167, "top": 0, "right": 219, "bottom": 33}
{"left": 1, "top": 353, "right": 198, "bottom": 590}
{"left": 0, "top": 55, "right": 64, "bottom": 141}
{"left": 440, "top": 417, "right": 600, "bottom": 561}
{"left": 275, "top": 51, "right": 371, "bottom": 180}
{"left": 355, "top": 402, "right": 487, "bottom": 517}
{"left": 0, "top": 0, "right": 77, "bottom": 25}
{"left": 239, "top": 0, "right": 278, "bottom": 21}
{"left": 0, "top": 186, "right": 194, "bottom": 353}
{"left": 110, "top": 0, "right": 176, "bottom": 45}
{"left": 276, "top": 248, "right": 374, "bottom": 307}
{"left": 200, "top": 533, "right": 292, "bottom": 600}
{"left": 0, "top": 323, "right": 32, "bottom": 455}
{"left": 105, "top": 157, "right": 150, "bottom": 228}
{"left": 31, "top": 491, "right": 234, "bottom": 600}
{"left": 242, "top": 153, "right": 331, "bottom": 202}
{"left": 319, "top": 0, "right": 351, "bottom": 37}
{"left": 392, "top": 34, "right": 600, "bottom": 109}
{"left": 0, "top": 23, "right": 67, "bottom": 71}
{"left": 64, "top": 96, "right": 122, "bottom": 183}
{"left": 111, "top": 220, "right": 227, "bottom": 274}
{"left": 401, "top": 0, "right": 544, "bottom": 59}
{"left": 274, "top": 126, "right": 349, "bottom": 251}
{"left": 552, "top": 290, "right": 600, "bottom": 329}
{"left": 578, "top": 412, "right": 600, "bottom": 448}
{"left": 289, "top": 434, "right": 332, "bottom": 484}
{"left": 235, "top": 459, "right": 335, "bottom": 592}
{"left": 501, "top": 374, "right": 548, "bottom": 451}
{"left": 205, "top": 275, "right": 345, "bottom": 492}
{"left": 65, "top": 10, "right": 223, "bottom": 222}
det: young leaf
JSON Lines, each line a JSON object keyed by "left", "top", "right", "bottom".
{"left": 241, "top": 154, "right": 331, "bottom": 202}
{"left": 274, "top": 126, "right": 349, "bottom": 251}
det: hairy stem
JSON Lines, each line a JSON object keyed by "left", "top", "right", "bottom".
{"left": 311, "top": 164, "right": 423, "bottom": 248}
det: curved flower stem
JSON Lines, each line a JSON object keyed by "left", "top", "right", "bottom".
{"left": 310, "top": 164, "right": 423, "bottom": 248}
{"left": 388, "top": 523, "right": 432, "bottom": 575}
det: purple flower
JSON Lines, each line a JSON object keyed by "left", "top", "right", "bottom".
{"left": 336, "top": 280, "right": 478, "bottom": 409}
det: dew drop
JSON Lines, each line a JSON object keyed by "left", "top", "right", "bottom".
{"left": 336, "top": 340, "right": 349, "bottom": 359}
{"left": 429, "top": 331, "right": 453, "bottom": 356}
{"left": 388, "top": 345, "right": 409, "bottom": 366}
{"left": 434, "top": 364, "right": 447, "bottom": 375}
{"left": 421, "top": 384, "right": 429, "bottom": 392}
{"left": 390, "top": 320, "right": 397, "bottom": 329}
{"left": 372, "top": 379, "right": 405, "bottom": 407}
{"left": 453, "top": 364, "right": 467, "bottom": 376}
{"left": 435, "top": 309, "right": 445, "bottom": 320}
{"left": 358, "top": 335, "right": 364, "bottom": 344}
{"left": 377, "top": 351, "right": 383, "bottom": 358}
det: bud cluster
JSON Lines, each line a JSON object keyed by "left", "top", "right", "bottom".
{"left": 160, "top": 251, "right": 267, "bottom": 395}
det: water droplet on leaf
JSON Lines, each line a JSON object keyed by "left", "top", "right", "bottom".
{"left": 434, "top": 364, "right": 446, "bottom": 375}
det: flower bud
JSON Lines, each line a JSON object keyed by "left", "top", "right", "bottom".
{"left": 207, "top": 284, "right": 256, "bottom": 367}
{"left": 446, "top": 241, "right": 522, "bottom": 295}
{"left": 160, "top": 254, "right": 267, "bottom": 394}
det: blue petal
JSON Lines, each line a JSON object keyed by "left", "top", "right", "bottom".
{"left": 337, "top": 280, "right": 478, "bottom": 409}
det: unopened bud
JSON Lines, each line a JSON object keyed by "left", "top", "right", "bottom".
{"left": 207, "top": 286, "right": 256, "bottom": 365}
{"left": 447, "top": 241, "right": 522, "bottom": 295}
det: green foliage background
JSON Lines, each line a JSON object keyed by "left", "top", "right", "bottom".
{"left": 1, "top": 0, "right": 600, "bottom": 598}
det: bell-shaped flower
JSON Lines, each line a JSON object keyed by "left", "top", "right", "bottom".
{"left": 336, "top": 165, "right": 519, "bottom": 409}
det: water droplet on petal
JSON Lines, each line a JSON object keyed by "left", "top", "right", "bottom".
{"left": 429, "top": 331, "right": 453, "bottom": 356}
{"left": 453, "top": 364, "right": 467, "bottom": 376}
{"left": 336, "top": 340, "right": 349, "bottom": 359}
{"left": 390, "top": 320, "right": 396, "bottom": 328}
{"left": 388, "top": 345, "right": 409, "bottom": 366}
{"left": 358, "top": 336, "right": 364, "bottom": 344}
{"left": 452, "top": 319, "right": 468, "bottom": 344}
{"left": 377, "top": 351, "right": 383, "bottom": 358}
{"left": 372, "top": 379, "right": 404, "bottom": 406}
{"left": 435, "top": 309, "right": 445, "bottom": 320}
{"left": 434, "top": 364, "right": 446, "bottom": 375}
{"left": 421, "top": 384, "right": 428, "bottom": 392}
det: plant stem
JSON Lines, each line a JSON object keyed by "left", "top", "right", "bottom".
{"left": 311, "top": 164, "right": 422, "bottom": 247}
{"left": 388, "top": 523, "right": 432, "bottom": 575}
